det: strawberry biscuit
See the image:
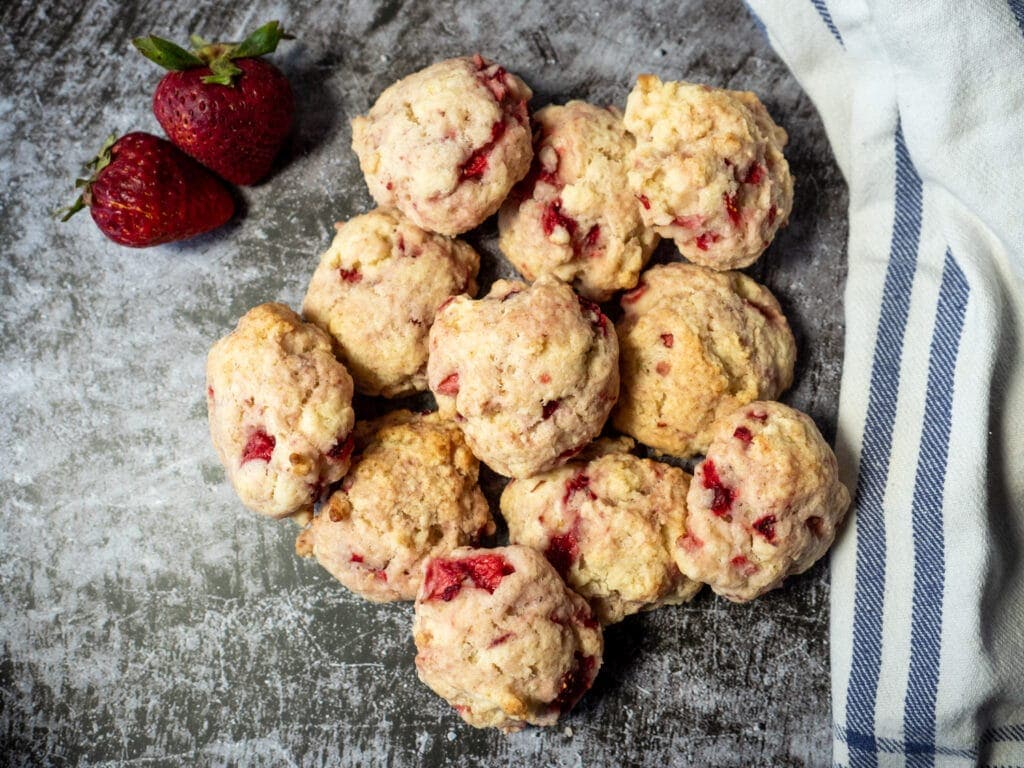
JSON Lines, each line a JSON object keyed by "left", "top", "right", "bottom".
{"left": 676, "top": 401, "right": 849, "bottom": 601}
{"left": 302, "top": 209, "right": 479, "bottom": 397}
{"left": 501, "top": 440, "right": 702, "bottom": 624}
{"left": 612, "top": 263, "right": 796, "bottom": 459}
{"left": 351, "top": 55, "right": 533, "bottom": 235}
{"left": 624, "top": 75, "right": 793, "bottom": 270}
{"left": 413, "top": 545, "right": 603, "bottom": 732}
{"left": 295, "top": 411, "right": 493, "bottom": 602}
{"left": 427, "top": 275, "right": 619, "bottom": 478}
{"left": 206, "top": 303, "right": 356, "bottom": 519}
{"left": 498, "top": 101, "right": 658, "bottom": 301}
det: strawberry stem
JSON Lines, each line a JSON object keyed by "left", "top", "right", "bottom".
{"left": 57, "top": 134, "right": 118, "bottom": 221}
{"left": 202, "top": 57, "right": 243, "bottom": 86}
{"left": 57, "top": 196, "right": 86, "bottom": 222}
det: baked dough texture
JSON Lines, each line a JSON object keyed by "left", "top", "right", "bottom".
{"left": 427, "top": 275, "right": 619, "bottom": 478}
{"left": 612, "top": 262, "right": 796, "bottom": 459}
{"left": 351, "top": 55, "right": 533, "bottom": 235}
{"left": 295, "top": 410, "right": 494, "bottom": 602}
{"left": 302, "top": 208, "right": 480, "bottom": 397}
{"left": 206, "top": 303, "right": 356, "bottom": 519}
{"left": 501, "top": 440, "right": 702, "bottom": 624}
{"left": 498, "top": 100, "right": 658, "bottom": 301}
{"left": 675, "top": 401, "right": 850, "bottom": 601}
{"left": 624, "top": 74, "right": 793, "bottom": 270}
{"left": 413, "top": 545, "right": 603, "bottom": 731}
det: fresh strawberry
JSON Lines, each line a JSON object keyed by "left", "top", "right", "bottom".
{"left": 60, "top": 132, "right": 234, "bottom": 247}
{"left": 133, "top": 21, "right": 294, "bottom": 185}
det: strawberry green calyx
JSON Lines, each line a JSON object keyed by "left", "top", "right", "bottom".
{"left": 131, "top": 37, "right": 205, "bottom": 71}
{"left": 132, "top": 20, "right": 293, "bottom": 86}
{"left": 230, "top": 22, "right": 293, "bottom": 60}
{"left": 58, "top": 134, "right": 117, "bottom": 221}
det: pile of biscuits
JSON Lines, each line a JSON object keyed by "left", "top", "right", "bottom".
{"left": 205, "top": 55, "right": 850, "bottom": 733}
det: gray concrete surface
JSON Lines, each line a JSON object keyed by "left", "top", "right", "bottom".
{"left": 0, "top": 1, "right": 848, "bottom": 765}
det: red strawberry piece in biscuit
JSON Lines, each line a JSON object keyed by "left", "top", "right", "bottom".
{"left": 242, "top": 429, "right": 275, "bottom": 463}
{"left": 422, "top": 553, "right": 516, "bottom": 602}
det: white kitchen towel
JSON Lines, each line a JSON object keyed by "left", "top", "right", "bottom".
{"left": 744, "top": 1, "right": 1024, "bottom": 766}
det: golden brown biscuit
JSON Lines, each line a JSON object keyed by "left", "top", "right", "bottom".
{"left": 612, "top": 263, "right": 796, "bottom": 458}
{"left": 297, "top": 411, "right": 493, "bottom": 602}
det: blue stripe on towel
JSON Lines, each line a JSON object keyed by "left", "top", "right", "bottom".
{"left": 810, "top": 0, "right": 845, "bottom": 46}
{"left": 904, "top": 250, "right": 970, "bottom": 768}
{"left": 985, "top": 723, "right": 1024, "bottom": 742}
{"left": 833, "top": 725, "right": 979, "bottom": 758}
{"left": 1010, "top": 1, "right": 1024, "bottom": 37}
{"left": 844, "top": 122, "right": 923, "bottom": 767}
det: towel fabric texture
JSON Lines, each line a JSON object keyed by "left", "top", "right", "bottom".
{"left": 744, "top": 1, "right": 1024, "bottom": 765}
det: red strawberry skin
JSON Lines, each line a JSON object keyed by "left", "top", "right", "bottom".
{"left": 153, "top": 58, "right": 294, "bottom": 185}
{"left": 88, "top": 132, "right": 234, "bottom": 247}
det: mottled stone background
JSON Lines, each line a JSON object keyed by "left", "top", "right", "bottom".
{"left": 0, "top": 0, "right": 847, "bottom": 765}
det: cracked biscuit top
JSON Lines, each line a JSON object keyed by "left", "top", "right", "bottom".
{"left": 302, "top": 208, "right": 480, "bottom": 397}
{"left": 352, "top": 55, "right": 533, "bottom": 235}
{"left": 675, "top": 401, "right": 850, "bottom": 602}
{"left": 206, "top": 303, "right": 356, "bottom": 519}
{"left": 427, "top": 275, "right": 619, "bottom": 478}
{"left": 498, "top": 100, "right": 658, "bottom": 301}
{"left": 612, "top": 262, "right": 796, "bottom": 459}
{"left": 624, "top": 75, "right": 793, "bottom": 270}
